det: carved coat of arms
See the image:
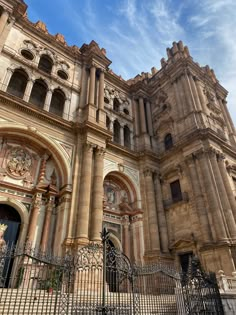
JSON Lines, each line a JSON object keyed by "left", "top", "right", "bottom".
{"left": 7, "top": 147, "right": 32, "bottom": 178}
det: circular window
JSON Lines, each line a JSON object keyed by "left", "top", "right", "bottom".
{"left": 123, "top": 108, "right": 129, "bottom": 115}
{"left": 57, "top": 70, "right": 68, "bottom": 80}
{"left": 21, "top": 49, "right": 34, "bottom": 61}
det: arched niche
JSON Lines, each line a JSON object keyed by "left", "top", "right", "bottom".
{"left": 0, "top": 124, "right": 70, "bottom": 186}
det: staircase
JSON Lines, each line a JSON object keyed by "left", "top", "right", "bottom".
{"left": 0, "top": 288, "right": 178, "bottom": 314}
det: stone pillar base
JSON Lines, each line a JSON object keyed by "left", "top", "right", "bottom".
{"left": 97, "top": 109, "right": 106, "bottom": 127}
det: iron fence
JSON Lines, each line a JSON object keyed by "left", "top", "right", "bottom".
{"left": 0, "top": 230, "right": 224, "bottom": 314}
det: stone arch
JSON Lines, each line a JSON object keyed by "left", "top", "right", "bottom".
{"left": 109, "top": 232, "right": 122, "bottom": 251}
{"left": 0, "top": 197, "right": 29, "bottom": 245}
{"left": 103, "top": 162, "right": 141, "bottom": 208}
{"left": 0, "top": 123, "right": 70, "bottom": 186}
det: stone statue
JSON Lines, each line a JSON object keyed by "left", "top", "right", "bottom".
{"left": 0, "top": 223, "right": 7, "bottom": 251}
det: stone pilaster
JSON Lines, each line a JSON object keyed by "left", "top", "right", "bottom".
{"left": 154, "top": 172, "right": 169, "bottom": 253}
{"left": 144, "top": 168, "right": 160, "bottom": 252}
{"left": 138, "top": 97, "right": 147, "bottom": 134}
{"left": 197, "top": 149, "right": 228, "bottom": 241}
{"left": 76, "top": 143, "right": 94, "bottom": 243}
{"left": 132, "top": 98, "right": 140, "bottom": 137}
{"left": 173, "top": 79, "right": 183, "bottom": 118}
{"left": 218, "top": 154, "right": 236, "bottom": 222}
{"left": 185, "top": 155, "right": 211, "bottom": 243}
{"left": 222, "top": 99, "right": 236, "bottom": 134}
{"left": 27, "top": 192, "right": 43, "bottom": 244}
{"left": 0, "top": 10, "right": 9, "bottom": 36}
{"left": 209, "top": 148, "right": 236, "bottom": 239}
{"left": 194, "top": 77, "right": 208, "bottom": 113}
{"left": 146, "top": 101, "right": 153, "bottom": 136}
{"left": 98, "top": 69, "right": 104, "bottom": 110}
{"left": 40, "top": 195, "right": 55, "bottom": 251}
{"left": 88, "top": 64, "right": 96, "bottom": 105}
{"left": 90, "top": 146, "right": 105, "bottom": 242}
{"left": 188, "top": 74, "right": 201, "bottom": 111}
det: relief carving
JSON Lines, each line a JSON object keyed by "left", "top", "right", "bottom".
{"left": 6, "top": 147, "right": 32, "bottom": 178}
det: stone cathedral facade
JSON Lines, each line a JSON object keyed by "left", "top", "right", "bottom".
{"left": 0, "top": 0, "right": 236, "bottom": 276}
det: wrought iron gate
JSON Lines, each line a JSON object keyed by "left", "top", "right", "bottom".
{"left": 0, "top": 232, "right": 224, "bottom": 314}
{"left": 181, "top": 255, "right": 224, "bottom": 314}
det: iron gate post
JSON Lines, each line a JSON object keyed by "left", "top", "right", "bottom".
{"left": 101, "top": 227, "right": 110, "bottom": 315}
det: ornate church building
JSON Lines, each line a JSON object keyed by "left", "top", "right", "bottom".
{"left": 1, "top": 0, "right": 236, "bottom": 276}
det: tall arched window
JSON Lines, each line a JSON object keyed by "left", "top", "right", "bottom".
{"left": 29, "top": 79, "right": 47, "bottom": 108}
{"left": 164, "top": 133, "right": 173, "bottom": 150}
{"left": 113, "top": 98, "right": 119, "bottom": 112}
{"left": 124, "top": 125, "right": 131, "bottom": 148}
{"left": 7, "top": 69, "right": 28, "bottom": 99}
{"left": 38, "top": 54, "right": 53, "bottom": 74}
{"left": 113, "top": 120, "right": 120, "bottom": 144}
{"left": 49, "top": 89, "right": 65, "bottom": 117}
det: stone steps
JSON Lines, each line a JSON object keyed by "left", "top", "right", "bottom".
{"left": 0, "top": 289, "right": 177, "bottom": 314}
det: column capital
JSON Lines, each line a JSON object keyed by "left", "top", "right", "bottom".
{"left": 217, "top": 152, "right": 225, "bottom": 162}
{"left": 143, "top": 167, "right": 154, "bottom": 177}
{"left": 185, "top": 154, "right": 195, "bottom": 166}
{"left": 206, "top": 147, "right": 217, "bottom": 159}
{"left": 83, "top": 142, "right": 96, "bottom": 152}
{"left": 95, "top": 146, "right": 106, "bottom": 156}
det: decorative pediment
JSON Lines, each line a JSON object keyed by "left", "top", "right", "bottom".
{"left": 80, "top": 40, "right": 111, "bottom": 67}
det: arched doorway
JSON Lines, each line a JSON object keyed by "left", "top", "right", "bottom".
{"left": 0, "top": 204, "right": 21, "bottom": 246}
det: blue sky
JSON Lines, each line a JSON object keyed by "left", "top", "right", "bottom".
{"left": 25, "top": 0, "right": 236, "bottom": 123}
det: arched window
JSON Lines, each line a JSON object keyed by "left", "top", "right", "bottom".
{"left": 113, "top": 98, "right": 119, "bottom": 112}
{"left": 164, "top": 133, "right": 173, "bottom": 150}
{"left": 7, "top": 69, "right": 28, "bottom": 99}
{"left": 38, "top": 54, "right": 53, "bottom": 74}
{"left": 124, "top": 125, "right": 131, "bottom": 148}
{"left": 29, "top": 79, "right": 47, "bottom": 108}
{"left": 113, "top": 120, "right": 120, "bottom": 144}
{"left": 49, "top": 89, "right": 65, "bottom": 117}
{"left": 106, "top": 115, "right": 111, "bottom": 129}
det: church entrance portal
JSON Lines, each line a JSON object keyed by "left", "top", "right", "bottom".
{"left": 0, "top": 204, "right": 21, "bottom": 246}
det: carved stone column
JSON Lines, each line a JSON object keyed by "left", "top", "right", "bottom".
{"left": 218, "top": 97, "right": 233, "bottom": 134}
{"left": 90, "top": 147, "right": 105, "bottom": 242}
{"left": 120, "top": 124, "right": 124, "bottom": 146}
{"left": 181, "top": 73, "right": 194, "bottom": 113}
{"left": 2, "top": 68, "right": 13, "bottom": 92}
{"left": 144, "top": 168, "right": 160, "bottom": 252}
{"left": 132, "top": 99, "right": 140, "bottom": 137}
{"left": 188, "top": 74, "right": 201, "bottom": 111}
{"left": 122, "top": 215, "right": 130, "bottom": 258}
{"left": 40, "top": 195, "right": 55, "bottom": 251}
{"left": 139, "top": 97, "right": 147, "bottom": 134}
{"left": 212, "top": 152, "right": 236, "bottom": 239}
{"left": 44, "top": 89, "right": 53, "bottom": 111}
{"left": 98, "top": 69, "right": 104, "bottom": 110}
{"left": 27, "top": 192, "right": 43, "bottom": 244}
{"left": 222, "top": 99, "right": 236, "bottom": 134}
{"left": 186, "top": 155, "right": 211, "bottom": 243}
{"left": 154, "top": 172, "right": 169, "bottom": 253}
{"left": 146, "top": 101, "right": 153, "bottom": 136}
{"left": 62, "top": 98, "right": 71, "bottom": 120}
{"left": 218, "top": 154, "right": 236, "bottom": 222}
{"left": 76, "top": 143, "right": 94, "bottom": 242}
{"left": 88, "top": 65, "right": 96, "bottom": 105}
{"left": 194, "top": 77, "right": 208, "bottom": 113}
{"left": 0, "top": 10, "right": 9, "bottom": 36}
{"left": 23, "top": 79, "right": 34, "bottom": 102}
{"left": 173, "top": 79, "right": 183, "bottom": 118}
{"left": 197, "top": 150, "right": 228, "bottom": 241}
